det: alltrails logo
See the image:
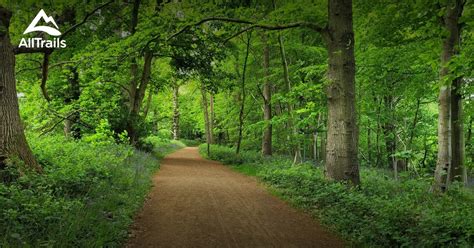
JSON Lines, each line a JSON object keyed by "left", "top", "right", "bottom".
{"left": 19, "top": 9, "right": 66, "bottom": 49}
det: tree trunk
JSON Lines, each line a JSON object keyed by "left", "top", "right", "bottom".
{"left": 124, "top": 0, "right": 157, "bottom": 145}
{"left": 313, "top": 132, "right": 318, "bottom": 161}
{"left": 278, "top": 34, "right": 302, "bottom": 164}
{"left": 367, "top": 118, "right": 371, "bottom": 165}
{"left": 0, "top": 7, "right": 41, "bottom": 172}
{"left": 382, "top": 96, "right": 396, "bottom": 169}
{"left": 406, "top": 99, "right": 421, "bottom": 168}
{"left": 172, "top": 83, "right": 180, "bottom": 140}
{"left": 143, "top": 87, "right": 153, "bottom": 120}
{"left": 434, "top": 0, "right": 465, "bottom": 192}
{"left": 63, "top": 66, "right": 81, "bottom": 139}
{"left": 451, "top": 78, "right": 465, "bottom": 183}
{"left": 236, "top": 33, "right": 251, "bottom": 154}
{"left": 126, "top": 51, "right": 153, "bottom": 144}
{"left": 124, "top": 0, "right": 141, "bottom": 143}
{"left": 467, "top": 116, "right": 472, "bottom": 153}
{"left": 375, "top": 97, "right": 382, "bottom": 167}
{"left": 261, "top": 33, "right": 272, "bottom": 156}
{"left": 325, "top": 0, "right": 360, "bottom": 185}
{"left": 320, "top": 128, "right": 326, "bottom": 164}
{"left": 201, "top": 84, "right": 211, "bottom": 156}
{"left": 210, "top": 94, "right": 215, "bottom": 144}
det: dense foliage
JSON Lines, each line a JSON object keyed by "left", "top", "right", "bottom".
{"left": 200, "top": 144, "right": 474, "bottom": 247}
{"left": 0, "top": 0, "right": 473, "bottom": 246}
{"left": 0, "top": 135, "right": 183, "bottom": 246}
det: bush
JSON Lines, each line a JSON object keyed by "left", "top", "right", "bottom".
{"left": 198, "top": 144, "right": 263, "bottom": 165}
{"left": 180, "top": 139, "right": 202, "bottom": 147}
{"left": 201, "top": 145, "right": 474, "bottom": 247}
{"left": 0, "top": 134, "right": 181, "bottom": 247}
{"left": 143, "top": 136, "right": 185, "bottom": 159}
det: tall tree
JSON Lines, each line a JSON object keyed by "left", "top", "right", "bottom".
{"left": 236, "top": 33, "right": 251, "bottom": 154}
{"left": 0, "top": 7, "right": 41, "bottom": 172}
{"left": 125, "top": 0, "right": 156, "bottom": 144}
{"left": 172, "top": 82, "right": 180, "bottom": 140}
{"left": 278, "top": 34, "right": 302, "bottom": 164}
{"left": 169, "top": 0, "right": 361, "bottom": 184}
{"left": 261, "top": 33, "right": 272, "bottom": 156}
{"left": 434, "top": 0, "right": 466, "bottom": 192}
{"left": 201, "top": 83, "right": 212, "bottom": 156}
{"left": 324, "top": 0, "right": 360, "bottom": 184}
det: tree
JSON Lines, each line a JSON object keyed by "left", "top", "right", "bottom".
{"left": 278, "top": 33, "right": 302, "bottom": 164}
{"left": 323, "top": 0, "right": 360, "bottom": 184}
{"left": 434, "top": 0, "right": 466, "bottom": 192}
{"left": 201, "top": 83, "right": 212, "bottom": 156}
{"left": 236, "top": 33, "right": 251, "bottom": 154}
{"left": 171, "top": 0, "right": 361, "bottom": 184}
{"left": 124, "top": 0, "right": 156, "bottom": 145}
{"left": 0, "top": 6, "right": 42, "bottom": 172}
{"left": 172, "top": 81, "right": 181, "bottom": 140}
{"left": 261, "top": 33, "right": 272, "bottom": 156}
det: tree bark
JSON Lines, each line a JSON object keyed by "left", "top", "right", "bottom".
{"left": 450, "top": 77, "right": 465, "bottom": 183}
{"left": 261, "top": 33, "right": 272, "bottom": 156}
{"left": 434, "top": 0, "right": 465, "bottom": 192}
{"left": 0, "top": 7, "right": 41, "bottom": 172}
{"left": 325, "top": 0, "right": 360, "bottom": 185}
{"left": 172, "top": 83, "right": 180, "bottom": 140}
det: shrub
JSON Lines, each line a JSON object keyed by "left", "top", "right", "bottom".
{"left": 201, "top": 144, "right": 474, "bottom": 247}
{"left": 180, "top": 139, "right": 202, "bottom": 147}
{"left": 143, "top": 136, "right": 185, "bottom": 159}
{"left": 0, "top": 134, "right": 181, "bottom": 247}
{"left": 198, "top": 144, "right": 263, "bottom": 165}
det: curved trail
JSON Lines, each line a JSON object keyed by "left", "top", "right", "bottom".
{"left": 127, "top": 147, "right": 345, "bottom": 248}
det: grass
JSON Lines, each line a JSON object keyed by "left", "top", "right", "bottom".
{"left": 0, "top": 135, "right": 183, "bottom": 247}
{"left": 199, "top": 144, "right": 474, "bottom": 247}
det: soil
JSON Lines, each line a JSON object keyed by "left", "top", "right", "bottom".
{"left": 126, "top": 147, "right": 345, "bottom": 248}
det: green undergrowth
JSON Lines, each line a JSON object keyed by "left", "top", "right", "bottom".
{"left": 178, "top": 139, "right": 202, "bottom": 147}
{"left": 199, "top": 144, "right": 474, "bottom": 247}
{"left": 142, "top": 136, "right": 186, "bottom": 159}
{"left": 0, "top": 135, "right": 182, "bottom": 247}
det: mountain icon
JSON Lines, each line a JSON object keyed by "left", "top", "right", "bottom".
{"left": 23, "top": 9, "right": 61, "bottom": 36}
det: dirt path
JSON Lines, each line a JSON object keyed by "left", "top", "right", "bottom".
{"left": 127, "top": 147, "right": 345, "bottom": 248}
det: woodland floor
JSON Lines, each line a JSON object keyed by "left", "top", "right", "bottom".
{"left": 126, "top": 147, "right": 345, "bottom": 248}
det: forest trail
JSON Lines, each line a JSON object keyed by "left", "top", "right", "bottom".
{"left": 126, "top": 147, "right": 345, "bottom": 248}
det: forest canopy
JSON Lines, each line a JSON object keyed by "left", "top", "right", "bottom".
{"left": 0, "top": 0, "right": 473, "bottom": 246}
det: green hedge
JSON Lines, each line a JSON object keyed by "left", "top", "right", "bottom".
{"left": 200, "top": 144, "right": 474, "bottom": 247}
{"left": 0, "top": 135, "right": 181, "bottom": 247}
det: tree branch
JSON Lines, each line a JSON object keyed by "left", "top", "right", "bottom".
{"left": 13, "top": 47, "right": 53, "bottom": 54}
{"left": 41, "top": 53, "right": 52, "bottom": 102}
{"left": 61, "top": 0, "right": 115, "bottom": 39}
{"left": 167, "top": 17, "right": 327, "bottom": 42}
